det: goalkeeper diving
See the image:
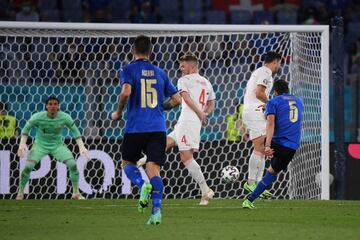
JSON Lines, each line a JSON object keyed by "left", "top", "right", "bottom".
{"left": 16, "top": 96, "right": 90, "bottom": 200}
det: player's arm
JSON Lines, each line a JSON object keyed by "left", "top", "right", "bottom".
{"left": 265, "top": 114, "right": 275, "bottom": 156}
{"left": 255, "top": 84, "right": 268, "bottom": 104}
{"left": 181, "top": 91, "right": 207, "bottom": 122}
{"left": 112, "top": 83, "right": 131, "bottom": 121}
{"left": 164, "top": 92, "right": 181, "bottom": 110}
{"left": 17, "top": 116, "right": 36, "bottom": 157}
{"left": 204, "top": 99, "right": 215, "bottom": 115}
{"left": 65, "top": 114, "right": 90, "bottom": 160}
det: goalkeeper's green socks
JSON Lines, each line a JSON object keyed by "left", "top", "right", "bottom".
{"left": 19, "top": 161, "right": 35, "bottom": 193}
{"left": 66, "top": 159, "right": 80, "bottom": 193}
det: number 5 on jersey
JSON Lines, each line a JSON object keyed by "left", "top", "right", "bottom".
{"left": 289, "top": 101, "right": 298, "bottom": 122}
{"left": 141, "top": 79, "right": 158, "bottom": 108}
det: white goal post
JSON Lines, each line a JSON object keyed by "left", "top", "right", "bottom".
{"left": 0, "top": 22, "right": 329, "bottom": 200}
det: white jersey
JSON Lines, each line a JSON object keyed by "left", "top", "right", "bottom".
{"left": 243, "top": 66, "right": 273, "bottom": 113}
{"left": 177, "top": 73, "right": 216, "bottom": 123}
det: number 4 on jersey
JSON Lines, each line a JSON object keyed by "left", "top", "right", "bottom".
{"left": 181, "top": 135, "right": 187, "bottom": 144}
{"left": 199, "top": 89, "right": 205, "bottom": 108}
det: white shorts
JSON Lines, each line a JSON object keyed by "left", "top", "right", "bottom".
{"left": 243, "top": 111, "right": 266, "bottom": 140}
{"left": 168, "top": 121, "right": 201, "bottom": 151}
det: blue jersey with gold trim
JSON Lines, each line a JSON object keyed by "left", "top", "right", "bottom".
{"left": 119, "top": 59, "right": 177, "bottom": 133}
{"left": 265, "top": 94, "right": 304, "bottom": 150}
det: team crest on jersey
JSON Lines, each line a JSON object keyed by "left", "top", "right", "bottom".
{"left": 263, "top": 79, "right": 269, "bottom": 84}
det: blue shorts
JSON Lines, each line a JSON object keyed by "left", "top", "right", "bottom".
{"left": 270, "top": 142, "right": 297, "bottom": 173}
{"left": 121, "top": 132, "right": 166, "bottom": 166}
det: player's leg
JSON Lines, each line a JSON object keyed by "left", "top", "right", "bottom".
{"left": 245, "top": 135, "right": 272, "bottom": 198}
{"left": 123, "top": 159, "right": 145, "bottom": 189}
{"left": 17, "top": 160, "right": 36, "bottom": 200}
{"left": 243, "top": 116, "right": 268, "bottom": 195}
{"left": 122, "top": 133, "right": 146, "bottom": 188}
{"left": 144, "top": 132, "right": 167, "bottom": 225}
{"left": 243, "top": 165, "right": 277, "bottom": 209}
{"left": 53, "top": 145, "right": 83, "bottom": 199}
{"left": 176, "top": 122, "right": 213, "bottom": 205}
{"left": 145, "top": 161, "right": 162, "bottom": 225}
{"left": 246, "top": 135, "right": 265, "bottom": 183}
{"left": 17, "top": 145, "right": 45, "bottom": 200}
{"left": 243, "top": 143, "right": 296, "bottom": 209}
{"left": 180, "top": 150, "right": 214, "bottom": 205}
{"left": 136, "top": 153, "right": 147, "bottom": 168}
{"left": 121, "top": 133, "right": 149, "bottom": 211}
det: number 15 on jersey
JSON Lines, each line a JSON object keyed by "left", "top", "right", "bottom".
{"left": 141, "top": 79, "right": 158, "bottom": 108}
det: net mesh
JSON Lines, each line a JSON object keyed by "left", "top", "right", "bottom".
{"left": 0, "top": 26, "right": 323, "bottom": 200}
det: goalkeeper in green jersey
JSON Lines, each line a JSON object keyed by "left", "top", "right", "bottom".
{"left": 16, "top": 96, "right": 90, "bottom": 200}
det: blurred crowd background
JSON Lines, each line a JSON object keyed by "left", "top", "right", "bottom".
{"left": 0, "top": 0, "right": 359, "bottom": 141}
{"left": 0, "top": 0, "right": 358, "bottom": 26}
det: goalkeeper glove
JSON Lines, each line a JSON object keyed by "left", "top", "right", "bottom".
{"left": 17, "top": 135, "right": 28, "bottom": 158}
{"left": 76, "top": 138, "right": 90, "bottom": 160}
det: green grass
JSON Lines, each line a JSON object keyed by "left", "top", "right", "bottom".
{"left": 0, "top": 199, "right": 359, "bottom": 240}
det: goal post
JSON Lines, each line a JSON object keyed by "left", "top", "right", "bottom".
{"left": 0, "top": 22, "right": 329, "bottom": 200}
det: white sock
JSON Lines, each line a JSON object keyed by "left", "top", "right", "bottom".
{"left": 184, "top": 158, "right": 209, "bottom": 195}
{"left": 247, "top": 151, "right": 263, "bottom": 184}
{"left": 256, "top": 155, "right": 266, "bottom": 183}
{"left": 136, "top": 154, "right": 147, "bottom": 167}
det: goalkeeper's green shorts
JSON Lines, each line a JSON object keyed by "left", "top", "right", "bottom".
{"left": 28, "top": 143, "right": 74, "bottom": 162}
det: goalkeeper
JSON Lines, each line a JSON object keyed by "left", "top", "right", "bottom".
{"left": 16, "top": 96, "right": 90, "bottom": 200}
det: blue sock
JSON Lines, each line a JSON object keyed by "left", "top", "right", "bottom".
{"left": 248, "top": 171, "right": 276, "bottom": 202}
{"left": 150, "top": 176, "right": 163, "bottom": 214}
{"left": 124, "top": 164, "right": 144, "bottom": 189}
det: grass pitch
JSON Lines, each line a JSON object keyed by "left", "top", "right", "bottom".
{"left": 0, "top": 199, "right": 359, "bottom": 240}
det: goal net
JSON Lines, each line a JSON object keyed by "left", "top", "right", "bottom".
{"left": 0, "top": 23, "right": 329, "bottom": 200}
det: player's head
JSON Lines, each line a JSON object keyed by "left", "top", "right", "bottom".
{"left": 264, "top": 51, "right": 282, "bottom": 73}
{"left": 45, "top": 96, "right": 60, "bottom": 117}
{"left": 132, "top": 35, "right": 152, "bottom": 59}
{"left": 179, "top": 53, "right": 198, "bottom": 76}
{"left": 273, "top": 79, "right": 289, "bottom": 96}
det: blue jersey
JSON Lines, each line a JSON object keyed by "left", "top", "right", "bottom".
{"left": 265, "top": 93, "right": 304, "bottom": 150}
{"left": 120, "top": 59, "right": 177, "bottom": 133}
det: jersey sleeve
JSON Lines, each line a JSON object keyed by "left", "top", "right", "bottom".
{"left": 256, "top": 70, "right": 271, "bottom": 87}
{"left": 21, "top": 113, "right": 39, "bottom": 135}
{"left": 207, "top": 83, "right": 216, "bottom": 101}
{"left": 64, "top": 113, "right": 81, "bottom": 139}
{"left": 119, "top": 65, "right": 133, "bottom": 86}
{"left": 163, "top": 72, "right": 178, "bottom": 97}
{"left": 265, "top": 99, "right": 277, "bottom": 116}
{"left": 177, "top": 77, "right": 189, "bottom": 93}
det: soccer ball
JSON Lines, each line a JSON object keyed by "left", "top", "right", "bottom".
{"left": 221, "top": 166, "right": 240, "bottom": 183}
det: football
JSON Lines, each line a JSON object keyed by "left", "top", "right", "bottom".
{"left": 221, "top": 166, "right": 240, "bottom": 183}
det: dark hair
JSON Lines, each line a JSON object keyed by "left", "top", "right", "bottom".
{"left": 133, "top": 35, "right": 152, "bottom": 55}
{"left": 264, "top": 51, "right": 282, "bottom": 64}
{"left": 273, "top": 79, "right": 289, "bottom": 95}
{"left": 45, "top": 96, "right": 60, "bottom": 105}
{"left": 179, "top": 53, "right": 198, "bottom": 63}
